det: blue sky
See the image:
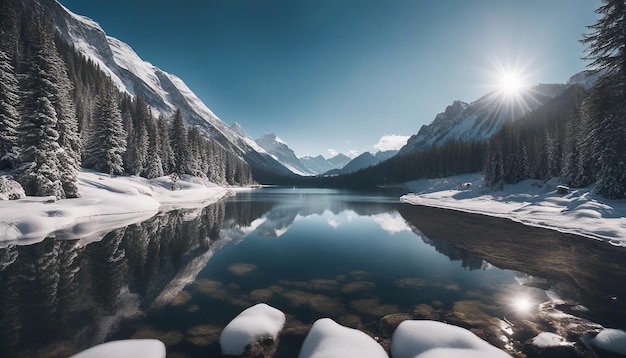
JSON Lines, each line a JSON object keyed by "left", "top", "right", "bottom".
{"left": 59, "top": 0, "right": 599, "bottom": 158}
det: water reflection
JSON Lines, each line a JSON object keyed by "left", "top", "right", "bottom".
{"left": 0, "top": 188, "right": 622, "bottom": 358}
{"left": 0, "top": 202, "right": 228, "bottom": 357}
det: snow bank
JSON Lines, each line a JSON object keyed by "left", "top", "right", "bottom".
{"left": 400, "top": 173, "right": 626, "bottom": 246}
{"left": 591, "top": 328, "right": 626, "bottom": 355}
{"left": 298, "top": 318, "right": 388, "bottom": 358}
{"left": 0, "top": 170, "right": 230, "bottom": 246}
{"left": 391, "top": 320, "right": 510, "bottom": 358}
{"left": 220, "top": 303, "right": 286, "bottom": 356}
{"left": 69, "top": 339, "right": 165, "bottom": 358}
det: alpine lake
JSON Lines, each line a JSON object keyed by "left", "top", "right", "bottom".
{"left": 1, "top": 187, "right": 625, "bottom": 358}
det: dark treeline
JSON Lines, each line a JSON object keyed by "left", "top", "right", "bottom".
{"left": 0, "top": 0, "right": 253, "bottom": 199}
{"left": 286, "top": 140, "right": 487, "bottom": 189}
{"left": 484, "top": 84, "right": 588, "bottom": 187}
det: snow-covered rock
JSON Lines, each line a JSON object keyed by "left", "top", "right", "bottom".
{"left": 0, "top": 175, "right": 25, "bottom": 200}
{"left": 530, "top": 332, "right": 569, "bottom": 348}
{"left": 391, "top": 320, "right": 511, "bottom": 358}
{"left": 298, "top": 318, "right": 388, "bottom": 358}
{"left": 220, "top": 303, "right": 286, "bottom": 356}
{"left": 69, "top": 339, "right": 166, "bottom": 358}
{"left": 591, "top": 328, "right": 626, "bottom": 355}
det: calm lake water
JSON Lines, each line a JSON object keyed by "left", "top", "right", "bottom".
{"left": 0, "top": 187, "right": 624, "bottom": 357}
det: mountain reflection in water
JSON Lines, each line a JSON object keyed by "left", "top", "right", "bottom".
{"left": 0, "top": 188, "right": 623, "bottom": 358}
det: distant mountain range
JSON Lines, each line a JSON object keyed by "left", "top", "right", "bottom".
{"left": 254, "top": 134, "right": 351, "bottom": 175}
{"left": 324, "top": 150, "right": 397, "bottom": 176}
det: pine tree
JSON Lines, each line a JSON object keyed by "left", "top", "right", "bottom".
{"left": 17, "top": 18, "right": 64, "bottom": 198}
{"left": 157, "top": 114, "right": 175, "bottom": 175}
{"left": 170, "top": 109, "right": 190, "bottom": 176}
{"left": 0, "top": 49, "right": 20, "bottom": 169}
{"left": 83, "top": 91, "right": 127, "bottom": 175}
{"left": 50, "top": 36, "right": 81, "bottom": 198}
{"left": 581, "top": 0, "right": 626, "bottom": 198}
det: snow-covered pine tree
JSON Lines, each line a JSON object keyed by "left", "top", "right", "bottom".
{"left": 17, "top": 18, "right": 65, "bottom": 198}
{"left": 581, "top": 0, "right": 626, "bottom": 198}
{"left": 123, "top": 98, "right": 149, "bottom": 176}
{"left": 143, "top": 103, "right": 163, "bottom": 179}
{"left": 169, "top": 109, "right": 191, "bottom": 176}
{"left": 157, "top": 114, "right": 175, "bottom": 175}
{"left": 48, "top": 35, "right": 81, "bottom": 198}
{"left": 0, "top": 49, "right": 20, "bottom": 170}
{"left": 83, "top": 90, "right": 127, "bottom": 175}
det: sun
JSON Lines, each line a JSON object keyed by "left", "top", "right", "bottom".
{"left": 497, "top": 70, "right": 527, "bottom": 96}
{"left": 499, "top": 72, "right": 525, "bottom": 94}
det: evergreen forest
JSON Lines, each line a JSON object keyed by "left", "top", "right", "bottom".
{"left": 0, "top": 0, "right": 254, "bottom": 200}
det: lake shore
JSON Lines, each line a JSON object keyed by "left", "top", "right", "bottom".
{"left": 0, "top": 170, "right": 235, "bottom": 247}
{"left": 400, "top": 173, "right": 626, "bottom": 246}
{"left": 396, "top": 203, "right": 626, "bottom": 330}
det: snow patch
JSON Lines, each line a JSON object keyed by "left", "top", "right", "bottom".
{"left": 591, "top": 328, "right": 626, "bottom": 355}
{"left": 220, "top": 303, "right": 286, "bottom": 356}
{"left": 531, "top": 332, "right": 569, "bottom": 348}
{"left": 391, "top": 320, "right": 511, "bottom": 358}
{"left": 68, "top": 339, "right": 165, "bottom": 358}
{"left": 298, "top": 318, "right": 388, "bottom": 358}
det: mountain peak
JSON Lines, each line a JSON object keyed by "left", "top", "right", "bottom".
{"left": 398, "top": 82, "right": 569, "bottom": 155}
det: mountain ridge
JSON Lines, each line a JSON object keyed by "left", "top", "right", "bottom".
{"left": 30, "top": 0, "right": 291, "bottom": 179}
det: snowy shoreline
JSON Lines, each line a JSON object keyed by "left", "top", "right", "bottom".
{"left": 399, "top": 173, "right": 626, "bottom": 247}
{"left": 0, "top": 170, "right": 236, "bottom": 247}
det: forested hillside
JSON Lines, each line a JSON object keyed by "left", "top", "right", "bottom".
{"left": 0, "top": 0, "right": 253, "bottom": 199}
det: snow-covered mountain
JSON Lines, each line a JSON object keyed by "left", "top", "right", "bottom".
{"left": 325, "top": 150, "right": 397, "bottom": 176}
{"left": 27, "top": 0, "right": 290, "bottom": 178}
{"left": 398, "top": 83, "right": 569, "bottom": 155}
{"left": 253, "top": 133, "right": 355, "bottom": 176}
{"left": 254, "top": 134, "right": 316, "bottom": 176}
{"left": 300, "top": 154, "right": 352, "bottom": 175}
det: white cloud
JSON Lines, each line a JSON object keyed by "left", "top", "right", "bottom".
{"left": 327, "top": 149, "right": 338, "bottom": 157}
{"left": 347, "top": 150, "right": 360, "bottom": 158}
{"left": 371, "top": 213, "right": 410, "bottom": 234}
{"left": 373, "top": 135, "right": 410, "bottom": 152}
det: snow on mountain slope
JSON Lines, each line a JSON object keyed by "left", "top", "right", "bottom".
{"left": 300, "top": 154, "right": 352, "bottom": 175}
{"left": 255, "top": 134, "right": 315, "bottom": 176}
{"left": 398, "top": 83, "right": 567, "bottom": 155}
{"left": 28, "top": 0, "right": 290, "bottom": 177}
{"left": 325, "top": 150, "right": 397, "bottom": 176}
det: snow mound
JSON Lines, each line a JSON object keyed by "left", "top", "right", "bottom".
{"left": 591, "top": 328, "right": 626, "bottom": 355}
{"left": 531, "top": 332, "right": 569, "bottom": 348}
{"left": 220, "top": 303, "right": 286, "bottom": 356}
{"left": 298, "top": 318, "right": 388, "bottom": 358}
{"left": 391, "top": 320, "right": 511, "bottom": 358}
{"left": 0, "top": 175, "right": 25, "bottom": 200}
{"left": 69, "top": 339, "right": 165, "bottom": 358}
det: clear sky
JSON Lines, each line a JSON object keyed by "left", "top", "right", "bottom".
{"left": 59, "top": 0, "right": 600, "bottom": 158}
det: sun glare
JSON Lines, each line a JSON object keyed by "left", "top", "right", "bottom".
{"left": 486, "top": 59, "right": 534, "bottom": 102}
{"left": 499, "top": 72, "right": 525, "bottom": 95}
{"left": 512, "top": 296, "right": 534, "bottom": 313}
